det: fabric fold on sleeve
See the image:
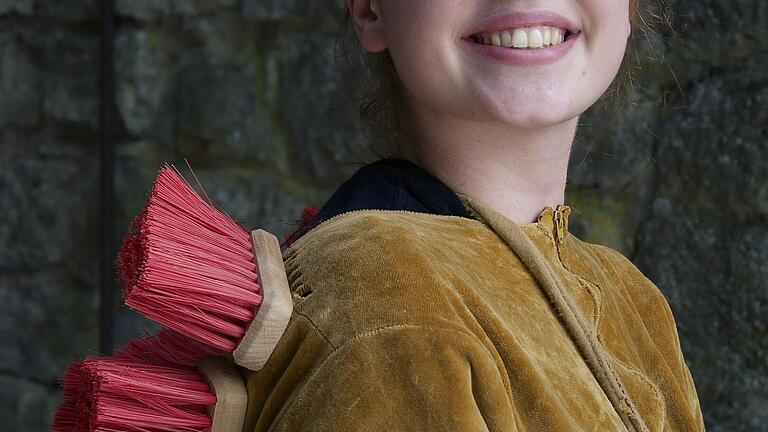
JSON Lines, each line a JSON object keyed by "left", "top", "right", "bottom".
{"left": 244, "top": 322, "right": 518, "bottom": 432}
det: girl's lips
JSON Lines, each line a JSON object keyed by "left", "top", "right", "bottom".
{"left": 460, "top": 31, "right": 580, "bottom": 66}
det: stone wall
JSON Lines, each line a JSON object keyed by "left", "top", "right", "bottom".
{"left": 0, "top": 1, "right": 765, "bottom": 430}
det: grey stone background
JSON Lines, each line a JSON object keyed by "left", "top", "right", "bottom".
{"left": 0, "top": 0, "right": 765, "bottom": 430}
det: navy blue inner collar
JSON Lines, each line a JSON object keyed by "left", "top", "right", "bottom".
{"left": 287, "top": 157, "right": 471, "bottom": 244}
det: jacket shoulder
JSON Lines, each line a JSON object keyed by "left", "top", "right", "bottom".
{"left": 282, "top": 210, "right": 488, "bottom": 348}
{"left": 576, "top": 240, "right": 662, "bottom": 295}
{"left": 574, "top": 239, "right": 704, "bottom": 428}
{"left": 577, "top": 239, "right": 679, "bottom": 335}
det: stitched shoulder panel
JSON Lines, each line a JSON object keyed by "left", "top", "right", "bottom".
{"left": 280, "top": 210, "right": 506, "bottom": 349}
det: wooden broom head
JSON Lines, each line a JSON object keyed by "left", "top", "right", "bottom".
{"left": 117, "top": 164, "right": 263, "bottom": 353}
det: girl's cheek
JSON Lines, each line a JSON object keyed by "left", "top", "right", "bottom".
{"left": 581, "top": 0, "right": 631, "bottom": 43}
{"left": 583, "top": 0, "right": 631, "bottom": 68}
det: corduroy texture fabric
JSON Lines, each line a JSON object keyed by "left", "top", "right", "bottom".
{"left": 240, "top": 196, "right": 705, "bottom": 431}
{"left": 462, "top": 194, "right": 649, "bottom": 432}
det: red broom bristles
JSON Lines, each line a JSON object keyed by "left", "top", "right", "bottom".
{"left": 54, "top": 329, "right": 221, "bottom": 432}
{"left": 113, "top": 328, "right": 221, "bottom": 368}
{"left": 118, "top": 164, "right": 263, "bottom": 352}
{"left": 52, "top": 400, "right": 76, "bottom": 432}
{"left": 116, "top": 209, "right": 146, "bottom": 291}
{"left": 54, "top": 356, "right": 216, "bottom": 432}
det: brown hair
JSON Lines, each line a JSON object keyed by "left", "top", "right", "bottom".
{"left": 335, "top": 1, "right": 674, "bottom": 157}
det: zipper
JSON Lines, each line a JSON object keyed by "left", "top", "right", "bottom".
{"left": 553, "top": 205, "right": 566, "bottom": 247}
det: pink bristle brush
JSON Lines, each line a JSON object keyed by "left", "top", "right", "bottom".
{"left": 53, "top": 356, "right": 246, "bottom": 432}
{"left": 53, "top": 330, "right": 246, "bottom": 432}
{"left": 118, "top": 164, "right": 293, "bottom": 371}
{"left": 112, "top": 328, "right": 223, "bottom": 367}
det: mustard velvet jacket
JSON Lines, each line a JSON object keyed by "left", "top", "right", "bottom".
{"left": 241, "top": 188, "right": 705, "bottom": 431}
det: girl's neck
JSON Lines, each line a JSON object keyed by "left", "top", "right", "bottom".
{"left": 400, "top": 103, "right": 578, "bottom": 225}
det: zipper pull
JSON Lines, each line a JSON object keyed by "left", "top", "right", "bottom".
{"left": 553, "top": 206, "right": 566, "bottom": 245}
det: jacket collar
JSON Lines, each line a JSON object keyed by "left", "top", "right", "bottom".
{"left": 284, "top": 158, "right": 470, "bottom": 246}
{"left": 283, "top": 157, "right": 573, "bottom": 247}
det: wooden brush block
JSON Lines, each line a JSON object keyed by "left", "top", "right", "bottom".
{"left": 197, "top": 356, "right": 248, "bottom": 432}
{"left": 233, "top": 229, "right": 293, "bottom": 371}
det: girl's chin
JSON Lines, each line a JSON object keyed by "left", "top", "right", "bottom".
{"left": 413, "top": 92, "right": 581, "bottom": 127}
{"left": 474, "top": 106, "right": 577, "bottom": 128}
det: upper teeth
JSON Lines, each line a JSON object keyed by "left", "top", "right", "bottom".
{"left": 474, "top": 26, "right": 568, "bottom": 49}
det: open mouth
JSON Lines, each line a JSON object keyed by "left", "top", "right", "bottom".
{"left": 467, "top": 26, "right": 580, "bottom": 50}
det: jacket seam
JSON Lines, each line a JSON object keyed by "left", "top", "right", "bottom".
{"left": 556, "top": 238, "right": 604, "bottom": 329}
{"left": 556, "top": 240, "right": 628, "bottom": 357}
{"left": 333, "top": 323, "right": 488, "bottom": 355}
{"left": 560, "top": 259, "right": 650, "bottom": 431}
{"left": 533, "top": 222, "right": 555, "bottom": 243}
{"left": 582, "top": 246, "right": 667, "bottom": 431}
{"left": 603, "top": 348, "right": 667, "bottom": 431}
{"left": 293, "top": 310, "right": 335, "bottom": 349}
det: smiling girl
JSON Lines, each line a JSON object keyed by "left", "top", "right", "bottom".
{"left": 242, "top": 1, "right": 705, "bottom": 431}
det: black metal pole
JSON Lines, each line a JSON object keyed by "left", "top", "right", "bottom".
{"left": 98, "top": 0, "right": 116, "bottom": 355}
